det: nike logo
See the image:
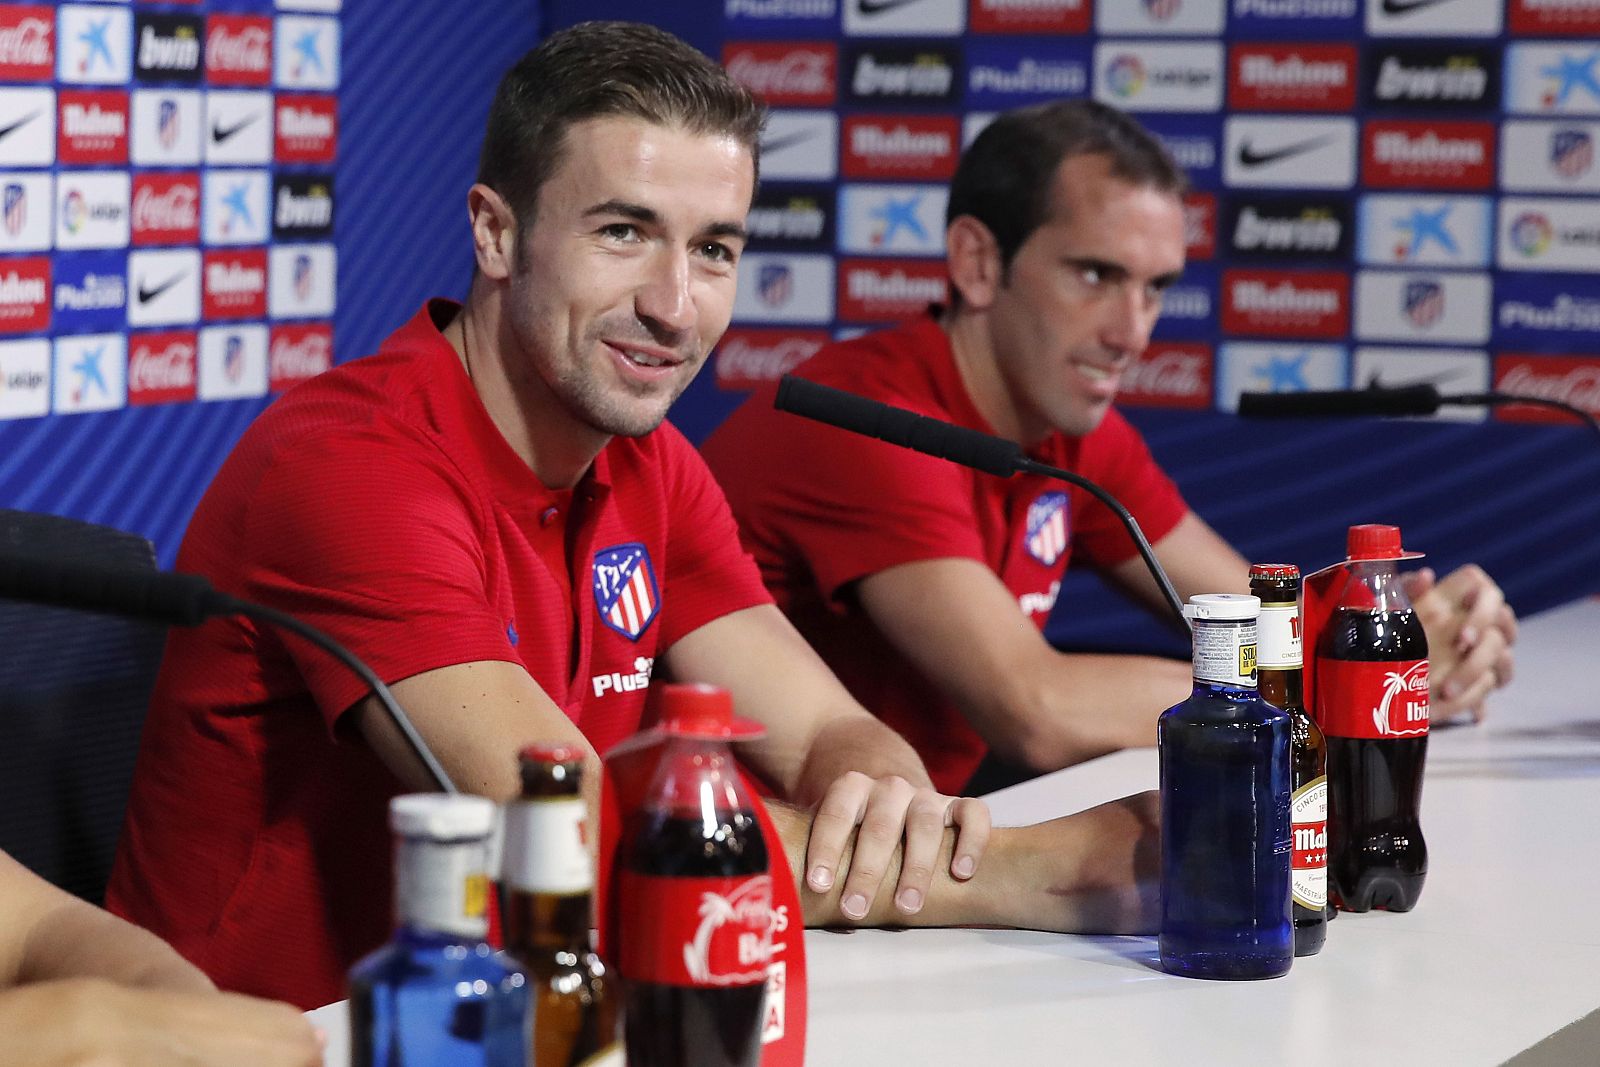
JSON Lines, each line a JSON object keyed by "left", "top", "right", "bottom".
{"left": 136, "top": 272, "right": 187, "bottom": 305}
{"left": 760, "top": 130, "right": 815, "bottom": 154}
{"left": 0, "top": 110, "right": 41, "bottom": 144}
{"left": 1366, "top": 368, "right": 1467, "bottom": 390}
{"left": 858, "top": 0, "right": 925, "bottom": 14}
{"left": 1236, "top": 134, "right": 1338, "bottom": 168}
{"left": 211, "top": 114, "right": 260, "bottom": 144}
{"left": 1380, "top": 0, "right": 1454, "bottom": 14}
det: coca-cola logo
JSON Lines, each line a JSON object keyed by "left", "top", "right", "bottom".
{"left": 724, "top": 43, "right": 835, "bottom": 106}
{"left": 684, "top": 876, "right": 773, "bottom": 985}
{"left": 1119, "top": 344, "right": 1212, "bottom": 408}
{"left": 1496, "top": 358, "right": 1600, "bottom": 422}
{"left": 1373, "top": 661, "right": 1429, "bottom": 737}
{"left": 132, "top": 178, "right": 200, "bottom": 242}
{"left": 715, "top": 331, "right": 825, "bottom": 390}
{"left": 206, "top": 16, "right": 271, "bottom": 84}
{"left": 0, "top": 11, "right": 53, "bottom": 79}
{"left": 269, "top": 328, "right": 331, "bottom": 387}
{"left": 128, "top": 332, "right": 197, "bottom": 405}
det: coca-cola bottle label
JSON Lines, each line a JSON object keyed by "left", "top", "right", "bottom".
{"left": 1291, "top": 775, "right": 1328, "bottom": 910}
{"left": 1317, "top": 658, "right": 1429, "bottom": 738}
{"left": 616, "top": 872, "right": 774, "bottom": 988}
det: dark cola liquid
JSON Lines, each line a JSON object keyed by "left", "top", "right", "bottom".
{"left": 623, "top": 808, "right": 768, "bottom": 1067}
{"left": 1322, "top": 608, "right": 1428, "bottom": 913}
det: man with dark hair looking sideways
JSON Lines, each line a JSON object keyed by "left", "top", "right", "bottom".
{"left": 703, "top": 99, "right": 1518, "bottom": 797}
{"left": 107, "top": 24, "right": 1163, "bottom": 1012}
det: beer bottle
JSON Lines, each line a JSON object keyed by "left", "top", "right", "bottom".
{"left": 503, "top": 744, "right": 622, "bottom": 1067}
{"left": 1159, "top": 593, "right": 1293, "bottom": 981}
{"left": 1250, "top": 563, "right": 1328, "bottom": 957}
{"left": 349, "top": 794, "right": 530, "bottom": 1067}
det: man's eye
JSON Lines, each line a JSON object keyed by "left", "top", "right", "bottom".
{"left": 700, "top": 241, "right": 735, "bottom": 263}
{"left": 600, "top": 223, "right": 639, "bottom": 241}
{"left": 1078, "top": 265, "right": 1104, "bottom": 286}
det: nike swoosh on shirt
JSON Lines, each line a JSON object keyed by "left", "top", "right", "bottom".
{"left": 1380, "top": 0, "right": 1454, "bottom": 14}
{"left": 0, "top": 111, "right": 41, "bottom": 144}
{"left": 858, "top": 0, "right": 927, "bottom": 14}
{"left": 211, "top": 114, "right": 260, "bottom": 144}
{"left": 1236, "top": 134, "right": 1338, "bottom": 169}
{"left": 1366, "top": 369, "right": 1468, "bottom": 390}
{"left": 136, "top": 272, "right": 187, "bottom": 305}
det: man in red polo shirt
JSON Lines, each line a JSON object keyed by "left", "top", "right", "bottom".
{"left": 703, "top": 100, "right": 1518, "bottom": 796}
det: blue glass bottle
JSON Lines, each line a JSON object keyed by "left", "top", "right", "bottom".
{"left": 1159, "top": 593, "right": 1293, "bottom": 980}
{"left": 350, "top": 794, "right": 530, "bottom": 1066}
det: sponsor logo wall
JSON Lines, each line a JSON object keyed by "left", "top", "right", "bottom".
{"left": 0, "top": 1, "right": 339, "bottom": 421}
{"left": 716, "top": 0, "right": 1600, "bottom": 424}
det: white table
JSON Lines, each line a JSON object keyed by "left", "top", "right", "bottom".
{"left": 313, "top": 598, "right": 1600, "bottom": 1066}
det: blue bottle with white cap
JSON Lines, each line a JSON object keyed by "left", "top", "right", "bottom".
{"left": 1159, "top": 593, "right": 1293, "bottom": 980}
{"left": 349, "top": 793, "right": 530, "bottom": 1066}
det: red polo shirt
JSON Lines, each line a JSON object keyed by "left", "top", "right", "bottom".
{"left": 107, "top": 301, "right": 770, "bottom": 1008}
{"left": 701, "top": 314, "right": 1187, "bottom": 793}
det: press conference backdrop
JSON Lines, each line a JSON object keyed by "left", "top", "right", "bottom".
{"left": 0, "top": 0, "right": 1596, "bottom": 658}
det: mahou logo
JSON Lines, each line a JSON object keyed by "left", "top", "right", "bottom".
{"left": 715, "top": 327, "right": 828, "bottom": 391}
{"left": 837, "top": 258, "right": 948, "bottom": 322}
{"left": 59, "top": 91, "right": 130, "bottom": 165}
{"left": 0, "top": 257, "right": 50, "bottom": 334}
{"left": 842, "top": 114, "right": 959, "bottom": 180}
{"left": 968, "top": 0, "right": 1089, "bottom": 34}
{"left": 1184, "top": 192, "right": 1216, "bottom": 260}
{"left": 270, "top": 323, "right": 331, "bottom": 392}
{"left": 1222, "top": 269, "right": 1348, "bottom": 338}
{"left": 1363, "top": 121, "right": 1495, "bottom": 190}
{"left": 1229, "top": 43, "right": 1356, "bottom": 112}
{"left": 203, "top": 249, "right": 266, "bottom": 319}
{"left": 1119, "top": 342, "right": 1212, "bottom": 409}
{"left": 205, "top": 15, "right": 271, "bottom": 86}
{"left": 723, "top": 42, "right": 836, "bottom": 106}
{"left": 1494, "top": 355, "right": 1600, "bottom": 424}
{"left": 131, "top": 174, "right": 200, "bottom": 245}
{"left": 127, "top": 330, "right": 197, "bottom": 405}
{"left": 275, "top": 95, "right": 337, "bottom": 164}
{"left": 0, "top": 6, "right": 54, "bottom": 82}
{"left": 1509, "top": 0, "right": 1600, "bottom": 34}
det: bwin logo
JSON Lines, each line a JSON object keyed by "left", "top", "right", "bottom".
{"left": 592, "top": 656, "right": 654, "bottom": 698}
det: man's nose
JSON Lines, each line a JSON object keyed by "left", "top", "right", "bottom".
{"left": 1102, "top": 282, "right": 1157, "bottom": 358}
{"left": 635, "top": 250, "right": 696, "bottom": 336}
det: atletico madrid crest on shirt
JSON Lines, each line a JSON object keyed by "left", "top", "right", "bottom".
{"left": 594, "top": 543, "right": 660, "bottom": 641}
{"left": 1024, "top": 491, "right": 1070, "bottom": 567}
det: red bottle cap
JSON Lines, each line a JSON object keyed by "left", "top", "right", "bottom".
{"left": 1345, "top": 524, "right": 1424, "bottom": 562}
{"left": 1249, "top": 562, "right": 1300, "bottom": 580}
{"left": 656, "top": 683, "right": 767, "bottom": 742}
{"left": 520, "top": 742, "right": 584, "bottom": 765}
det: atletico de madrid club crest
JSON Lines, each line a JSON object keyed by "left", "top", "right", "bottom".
{"left": 593, "top": 542, "right": 660, "bottom": 641}
{"left": 1024, "top": 491, "right": 1070, "bottom": 567}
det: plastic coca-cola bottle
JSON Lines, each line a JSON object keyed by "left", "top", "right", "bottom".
{"left": 1316, "top": 524, "right": 1429, "bottom": 913}
{"left": 617, "top": 684, "right": 772, "bottom": 1067}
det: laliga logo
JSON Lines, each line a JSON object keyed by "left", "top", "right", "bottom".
{"left": 1106, "top": 55, "right": 1145, "bottom": 98}
{"left": 1511, "top": 212, "right": 1554, "bottom": 257}
{"left": 1373, "top": 661, "right": 1428, "bottom": 737}
{"left": 685, "top": 876, "right": 774, "bottom": 986}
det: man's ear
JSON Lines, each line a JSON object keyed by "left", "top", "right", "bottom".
{"left": 467, "top": 183, "right": 519, "bottom": 281}
{"left": 946, "top": 215, "right": 1002, "bottom": 311}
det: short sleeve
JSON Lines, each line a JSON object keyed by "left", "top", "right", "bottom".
{"left": 240, "top": 424, "right": 517, "bottom": 731}
{"left": 1069, "top": 409, "right": 1190, "bottom": 567}
{"left": 653, "top": 426, "right": 773, "bottom": 650}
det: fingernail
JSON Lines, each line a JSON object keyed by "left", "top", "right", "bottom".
{"left": 895, "top": 888, "right": 922, "bottom": 913}
{"left": 952, "top": 855, "right": 975, "bottom": 879}
{"left": 1458, "top": 626, "right": 1478, "bottom": 649}
{"left": 809, "top": 865, "right": 832, "bottom": 891}
{"left": 842, "top": 893, "right": 867, "bottom": 920}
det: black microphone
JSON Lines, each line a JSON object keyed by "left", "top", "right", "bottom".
{"left": 1237, "top": 385, "right": 1442, "bottom": 419}
{"left": 0, "top": 551, "right": 457, "bottom": 794}
{"left": 1239, "top": 385, "right": 1600, "bottom": 439}
{"left": 774, "top": 375, "right": 1188, "bottom": 629}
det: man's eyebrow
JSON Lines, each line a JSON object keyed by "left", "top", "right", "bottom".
{"left": 703, "top": 220, "right": 749, "bottom": 243}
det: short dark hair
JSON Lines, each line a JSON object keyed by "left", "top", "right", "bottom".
{"left": 476, "top": 21, "right": 766, "bottom": 226}
{"left": 947, "top": 100, "right": 1187, "bottom": 270}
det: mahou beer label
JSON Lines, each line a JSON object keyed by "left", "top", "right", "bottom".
{"left": 1257, "top": 600, "right": 1303, "bottom": 669}
{"left": 1291, "top": 776, "right": 1328, "bottom": 910}
{"left": 617, "top": 873, "right": 774, "bottom": 987}
{"left": 1317, "top": 658, "right": 1429, "bottom": 738}
{"left": 502, "top": 797, "right": 591, "bottom": 895}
